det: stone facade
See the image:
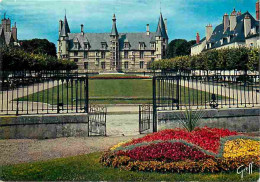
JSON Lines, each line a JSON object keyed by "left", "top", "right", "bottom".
{"left": 191, "top": 1, "right": 260, "bottom": 56}
{"left": 57, "top": 13, "right": 168, "bottom": 73}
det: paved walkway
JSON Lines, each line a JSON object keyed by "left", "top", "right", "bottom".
{"left": 0, "top": 134, "right": 143, "bottom": 165}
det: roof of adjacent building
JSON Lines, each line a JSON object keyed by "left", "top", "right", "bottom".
{"left": 68, "top": 32, "right": 157, "bottom": 51}
{"left": 207, "top": 12, "right": 259, "bottom": 49}
{"left": 0, "top": 25, "right": 13, "bottom": 46}
{"left": 191, "top": 37, "right": 206, "bottom": 48}
{"left": 192, "top": 11, "right": 259, "bottom": 50}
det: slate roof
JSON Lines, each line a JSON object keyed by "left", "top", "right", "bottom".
{"left": 0, "top": 25, "right": 13, "bottom": 46}
{"left": 60, "top": 15, "right": 71, "bottom": 37}
{"left": 156, "top": 13, "right": 168, "bottom": 39}
{"left": 111, "top": 14, "right": 119, "bottom": 36}
{"left": 68, "top": 32, "right": 157, "bottom": 51}
{"left": 207, "top": 12, "right": 259, "bottom": 49}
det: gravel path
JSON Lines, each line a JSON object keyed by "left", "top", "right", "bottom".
{"left": 0, "top": 135, "right": 143, "bottom": 166}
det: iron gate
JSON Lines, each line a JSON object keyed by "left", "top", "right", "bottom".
{"left": 88, "top": 105, "right": 107, "bottom": 136}
{"left": 139, "top": 76, "right": 180, "bottom": 133}
{"left": 139, "top": 104, "right": 152, "bottom": 134}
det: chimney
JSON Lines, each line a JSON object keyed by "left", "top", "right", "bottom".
{"left": 146, "top": 24, "right": 150, "bottom": 36}
{"left": 244, "top": 14, "right": 251, "bottom": 37}
{"left": 223, "top": 13, "right": 230, "bottom": 32}
{"left": 230, "top": 9, "right": 237, "bottom": 31}
{"left": 81, "top": 24, "right": 84, "bottom": 34}
{"left": 11, "top": 22, "right": 17, "bottom": 42}
{"left": 59, "top": 20, "right": 63, "bottom": 34}
{"left": 206, "top": 24, "right": 213, "bottom": 41}
{"left": 164, "top": 18, "right": 168, "bottom": 34}
{"left": 256, "top": 0, "right": 260, "bottom": 20}
{"left": 196, "top": 32, "right": 200, "bottom": 44}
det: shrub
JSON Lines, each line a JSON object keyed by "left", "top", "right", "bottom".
{"left": 151, "top": 48, "right": 260, "bottom": 71}
{"left": 1, "top": 47, "right": 77, "bottom": 71}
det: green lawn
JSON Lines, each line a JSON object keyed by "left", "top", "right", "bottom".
{"left": 19, "top": 79, "right": 224, "bottom": 105}
{"left": 0, "top": 152, "right": 258, "bottom": 181}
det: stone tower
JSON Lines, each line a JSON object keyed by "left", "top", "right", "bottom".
{"left": 57, "top": 14, "right": 70, "bottom": 59}
{"left": 155, "top": 13, "right": 168, "bottom": 60}
{"left": 110, "top": 14, "right": 120, "bottom": 71}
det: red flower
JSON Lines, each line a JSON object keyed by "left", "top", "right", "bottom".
{"left": 124, "top": 127, "right": 237, "bottom": 153}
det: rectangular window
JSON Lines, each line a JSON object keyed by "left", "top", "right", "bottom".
{"left": 151, "top": 58, "right": 155, "bottom": 62}
{"left": 84, "top": 52, "right": 88, "bottom": 58}
{"left": 124, "top": 51, "right": 128, "bottom": 59}
{"left": 151, "top": 51, "right": 154, "bottom": 56}
{"left": 74, "top": 52, "right": 78, "bottom": 56}
{"left": 124, "top": 62, "right": 129, "bottom": 69}
{"left": 101, "top": 51, "right": 106, "bottom": 59}
{"left": 74, "top": 58, "right": 78, "bottom": 62}
{"left": 140, "top": 61, "right": 144, "bottom": 69}
{"left": 84, "top": 62, "right": 88, "bottom": 70}
{"left": 101, "top": 62, "right": 106, "bottom": 69}
{"left": 140, "top": 51, "right": 144, "bottom": 59}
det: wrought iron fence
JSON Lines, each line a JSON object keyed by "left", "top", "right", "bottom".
{"left": 153, "top": 72, "right": 260, "bottom": 111}
{"left": 0, "top": 71, "right": 89, "bottom": 115}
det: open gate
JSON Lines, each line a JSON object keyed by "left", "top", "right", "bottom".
{"left": 139, "top": 76, "right": 180, "bottom": 133}
{"left": 139, "top": 104, "right": 152, "bottom": 134}
{"left": 88, "top": 105, "right": 107, "bottom": 136}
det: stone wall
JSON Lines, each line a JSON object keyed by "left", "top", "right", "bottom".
{"left": 158, "top": 108, "right": 260, "bottom": 132}
{"left": 0, "top": 114, "right": 89, "bottom": 139}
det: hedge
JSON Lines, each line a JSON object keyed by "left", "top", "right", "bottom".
{"left": 150, "top": 47, "right": 259, "bottom": 71}
{"left": 1, "top": 47, "right": 78, "bottom": 71}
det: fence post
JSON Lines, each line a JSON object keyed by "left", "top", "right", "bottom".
{"left": 85, "top": 74, "right": 89, "bottom": 113}
{"left": 152, "top": 76, "right": 157, "bottom": 132}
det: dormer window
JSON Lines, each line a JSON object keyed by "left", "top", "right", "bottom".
{"left": 223, "top": 37, "right": 228, "bottom": 44}
{"left": 139, "top": 42, "right": 145, "bottom": 49}
{"left": 74, "top": 42, "right": 80, "bottom": 49}
{"left": 150, "top": 43, "right": 155, "bottom": 48}
{"left": 124, "top": 42, "right": 129, "bottom": 49}
{"left": 84, "top": 42, "right": 89, "bottom": 49}
{"left": 101, "top": 42, "right": 107, "bottom": 49}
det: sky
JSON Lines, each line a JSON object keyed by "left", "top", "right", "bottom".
{"left": 0, "top": 0, "right": 258, "bottom": 47}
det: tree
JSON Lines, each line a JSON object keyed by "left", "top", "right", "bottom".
{"left": 19, "top": 39, "right": 57, "bottom": 57}
{"left": 166, "top": 39, "right": 196, "bottom": 58}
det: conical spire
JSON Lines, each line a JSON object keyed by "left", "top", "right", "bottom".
{"left": 111, "top": 14, "right": 119, "bottom": 36}
{"left": 60, "top": 14, "right": 70, "bottom": 37}
{"left": 156, "top": 13, "right": 168, "bottom": 39}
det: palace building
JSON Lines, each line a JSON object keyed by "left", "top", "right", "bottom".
{"left": 0, "top": 14, "right": 18, "bottom": 48}
{"left": 57, "top": 13, "right": 168, "bottom": 72}
{"left": 191, "top": 0, "right": 260, "bottom": 56}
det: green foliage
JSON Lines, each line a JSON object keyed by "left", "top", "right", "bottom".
{"left": 152, "top": 47, "right": 260, "bottom": 71}
{"left": 19, "top": 39, "right": 57, "bottom": 57}
{"left": 176, "top": 109, "right": 205, "bottom": 132}
{"left": 1, "top": 47, "right": 77, "bottom": 71}
{"left": 166, "top": 39, "right": 196, "bottom": 58}
{"left": 1, "top": 152, "right": 259, "bottom": 181}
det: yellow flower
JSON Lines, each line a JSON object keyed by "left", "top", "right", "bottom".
{"left": 110, "top": 141, "right": 129, "bottom": 151}
{"left": 223, "top": 139, "right": 260, "bottom": 159}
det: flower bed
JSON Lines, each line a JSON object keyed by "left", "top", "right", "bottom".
{"left": 100, "top": 127, "right": 260, "bottom": 173}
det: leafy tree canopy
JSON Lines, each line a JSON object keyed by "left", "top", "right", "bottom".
{"left": 166, "top": 39, "right": 196, "bottom": 58}
{"left": 19, "top": 39, "right": 57, "bottom": 57}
